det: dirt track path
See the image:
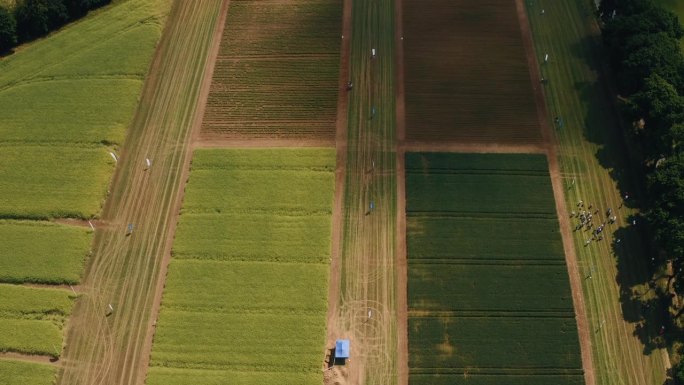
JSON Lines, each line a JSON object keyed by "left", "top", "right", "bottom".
{"left": 515, "top": 0, "right": 595, "bottom": 384}
{"left": 325, "top": 0, "right": 399, "bottom": 384}
{"left": 57, "top": 2, "right": 227, "bottom": 385}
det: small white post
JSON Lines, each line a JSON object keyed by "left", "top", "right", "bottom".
{"left": 109, "top": 152, "right": 118, "bottom": 162}
{"left": 544, "top": 53, "right": 549, "bottom": 63}
{"left": 88, "top": 220, "right": 95, "bottom": 231}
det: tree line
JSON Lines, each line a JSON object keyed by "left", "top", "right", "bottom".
{"left": 0, "top": 0, "right": 110, "bottom": 53}
{"left": 599, "top": 0, "right": 684, "bottom": 381}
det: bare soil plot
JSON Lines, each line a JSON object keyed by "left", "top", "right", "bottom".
{"left": 200, "top": 0, "right": 342, "bottom": 141}
{"left": 402, "top": 0, "right": 541, "bottom": 145}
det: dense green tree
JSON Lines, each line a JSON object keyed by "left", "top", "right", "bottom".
{"left": 646, "top": 153, "right": 684, "bottom": 262}
{"left": 15, "top": 0, "right": 69, "bottom": 41}
{"left": 630, "top": 74, "right": 684, "bottom": 156}
{"left": 619, "top": 33, "right": 684, "bottom": 93}
{"left": 0, "top": 6, "right": 17, "bottom": 52}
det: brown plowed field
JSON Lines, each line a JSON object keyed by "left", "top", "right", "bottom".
{"left": 403, "top": 0, "right": 542, "bottom": 145}
{"left": 200, "top": 0, "right": 343, "bottom": 142}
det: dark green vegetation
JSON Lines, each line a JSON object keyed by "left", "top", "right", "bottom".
{"left": 200, "top": 0, "right": 341, "bottom": 140}
{"left": 0, "top": 0, "right": 110, "bottom": 51}
{"left": 147, "top": 149, "right": 335, "bottom": 385}
{"left": 402, "top": 0, "right": 540, "bottom": 144}
{"left": 599, "top": 0, "right": 684, "bottom": 377}
{"left": 406, "top": 153, "right": 583, "bottom": 384}
{"left": 527, "top": 0, "right": 671, "bottom": 382}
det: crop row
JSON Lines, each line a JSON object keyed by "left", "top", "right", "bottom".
{"left": 147, "top": 149, "right": 335, "bottom": 384}
{"left": 0, "top": 285, "right": 74, "bottom": 358}
{"left": 409, "top": 263, "right": 574, "bottom": 313}
{"left": 201, "top": 0, "right": 341, "bottom": 140}
{"left": 403, "top": 0, "right": 540, "bottom": 144}
{"left": 407, "top": 216, "right": 564, "bottom": 261}
{"left": 410, "top": 373, "right": 585, "bottom": 385}
{"left": 0, "top": 220, "right": 90, "bottom": 284}
{"left": 406, "top": 153, "right": 583, "bottom": 382}
{"left": 0, "top": 360, "right": 56, "bottom": 385}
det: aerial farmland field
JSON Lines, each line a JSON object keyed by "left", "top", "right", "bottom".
{"left": 200, "top": 0, "right": 342, "bottom": 141}
{"left": 0, "top": 0, "right": 173, "bottom": 382}
{"left": 147, "top": 148, "right": 335, "bottom": 385}
{"left": 405, "top": 152, "right": 584, "bottom": 384}
{"left": 402, "top": 0, "right": 541, "bottom": 144}
{"left": 0, "top": 0, "right": 171, "bottom": 219}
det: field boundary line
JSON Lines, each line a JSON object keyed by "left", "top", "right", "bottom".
{"left": 400, "top": 142, "right": 546, "bottom": 154}
{"left": 514, "top": 0, "right": 595, "bottom": 384}
{"left": 0, "top": 351, "right": 58, "bottom": 365}
{"left": 325, "top": 0, "right": 351, "bottom": 371}
{"left": 194, "top": 137, "right": 335, "bottom": 148}
{"left": 136, "top": 1, "right": 231, "bottom": 384}
{"left": 394, "top": 0, "right": 408, "bottom": 382}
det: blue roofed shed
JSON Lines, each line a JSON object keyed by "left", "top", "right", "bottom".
{"left": 335, "top": 339, "right": 350, "bottom": 359}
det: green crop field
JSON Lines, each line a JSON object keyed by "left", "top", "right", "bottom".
{"left": 0, "top": 0, "right": 170, "bottom": 219}
{"left": 0, "top": 360, "right": 56, "bottom": 385}
{"left": 406, "top": 153, "right": 583, "bottom": 384}
{"left": 402, "top": 0, "right": 541, "bottom": 144}
{"left": 0, "top": 284, "right": 74, "bottom": 358}
{"left": 200, "top": 0, "right": 342, "bottom": 140}
{"left": 0, "top": 220, "right": 90, "bottom": 284}
{"left": 147, "top": 148, "right": 335, "bottom": 385}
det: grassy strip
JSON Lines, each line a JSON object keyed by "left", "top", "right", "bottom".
{"left": 0, "top": 360, "right": 56, "bottom": 385}
{"left": 0, "top": 220, "right": 90, "bottom": 284}
{"left": 526, "top": 0, "right": 670, "bottom": 383}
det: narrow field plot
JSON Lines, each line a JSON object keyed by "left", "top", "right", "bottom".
{"left": 406, "top": 153, "right": 554, "bottom": 215}
{"left": 409, "top": 264, "right": 573, "bottom": 313}
{"left": 406, "top": 152, "right": 549, "bottom": 173}
{"left": 182, "top": 169, "right": 334, "bottom": 215}
{"left": 405, "top": 172, "right": 554, "bottom": 215}
{"left": 0, "top": 284, "right": 74, "bottom": 319}
{"left": 200, "top": 0, "right": 341, "bottom": 140}
{"left": 161, "top": 259, "right": 328, "bottom": 313}
{"left": 147, "top": 367, "right": 320, "bottom": 385}
{"left": 407, "top": 217, "right": 563, "bottom": 261}
{"left": 173, "top": 213, "right": 331, "bottom": 263}
{"left": 0, "top": 319, "right": 63, "bottom": 357}
{"left": 410, "top": 373, "right": 585, "bottom": 385}
{"left": 151, "top": 311, "right": 325, "bottom": 371}
{"left": 403, "top": 0, "right": 540, "bottom": 144}
{"left": 0, "top": 146, "right": 115, "bottom": 219}
{"left": 0, "top": 285, "right": 73, "bottom": 358}
{"left": 191, "top": 148, "right": 336, "bottom": 170}
{"left": 0, "top": 79, "right": 142, "bottom": 145}
{"left": 148, "top": 148, "right": 335, "bottom": 384}
{"left": 409, "top": 316, "right": 581, "bottom": 370}
{"left": 0, "top": 220, "right": 90, "bottom": 284}
{"left": 0, "top": 359, "right": 56, "bottom": 385}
